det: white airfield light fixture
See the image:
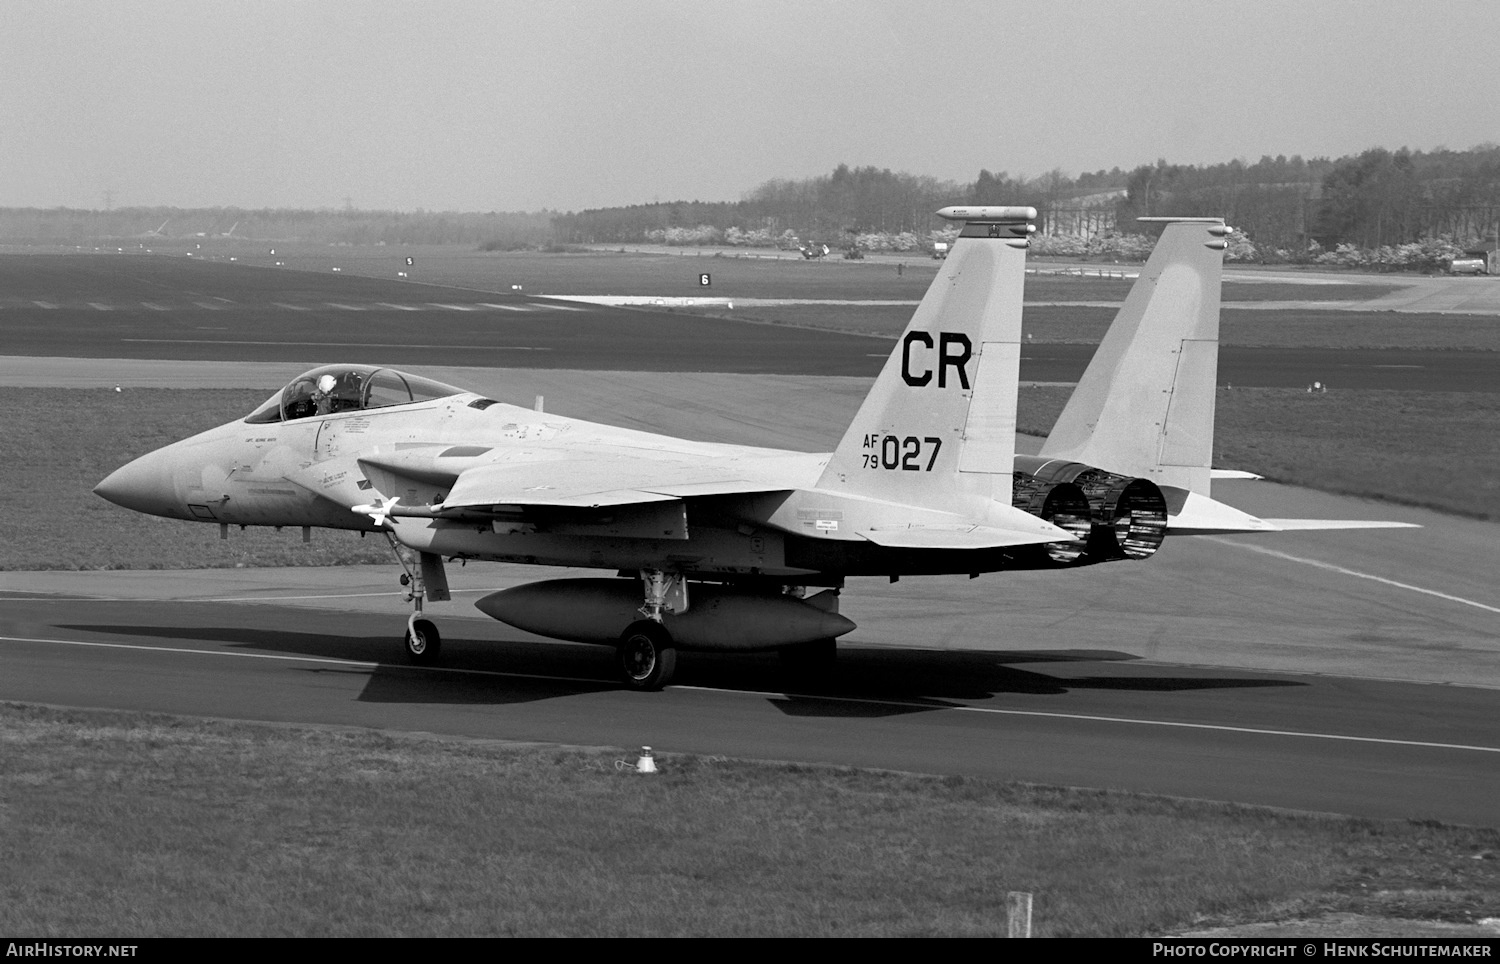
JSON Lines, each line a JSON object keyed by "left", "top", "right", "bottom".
{"left": 635, "top": 747, "right": 658, "bottom": 774}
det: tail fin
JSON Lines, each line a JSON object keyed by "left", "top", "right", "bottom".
{"left": 1037, "top": 217, "right": 1227, "bottom": 496}
{"left": 817, "top": 206, "right": 1034, "bottom": 513}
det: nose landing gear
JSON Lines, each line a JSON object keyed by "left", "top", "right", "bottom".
{"left": 388, "top": 532, "right": 448, "bottom": 665}
{"left": 405, "top": 612, "right": 442, "bottom": 664}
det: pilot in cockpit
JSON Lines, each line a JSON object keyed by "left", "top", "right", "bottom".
{"left": 257, "top": 365, "right": 459, "bottom": 424}
{"left": 312, "top": 374, "right": 339, "bottom": 415}
{"left": 314, "top": 370, "right": 366, "bottom": 415}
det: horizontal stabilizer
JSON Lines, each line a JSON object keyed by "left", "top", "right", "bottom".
{"left": 1166, "top": 490, "right": 1419, "bottom": 535}
{"left": 1164, "top": 489, "right": 1279, "bottom": 535}
{"left": 1257, "top": 518, "right": 1420, "bottom": 531}
{"left": 1211, "top": 469, "right": 1264, "bottom": 481}
{"left": 860, "top": 523, "right": 1078, "bottom": 550}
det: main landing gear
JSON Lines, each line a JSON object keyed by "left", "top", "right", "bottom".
{"left": 618, "top": 620, "right": 677, "bottom": 691}
{"left": 617, "top": 570, "right": 684, "bottom": 691}
{"left": 388, "top": 533, "right": 444, "bottom": 665}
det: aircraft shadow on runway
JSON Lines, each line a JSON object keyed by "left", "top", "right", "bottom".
{"left": 59, "top": 622, "right": 1306, "bottom": 715}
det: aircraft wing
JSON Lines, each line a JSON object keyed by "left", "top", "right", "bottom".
{"left": 334, "top": 446, "right": 1076, "bottom": 548}
{"left": 439, "top": 454, "right": 799, "bottom": 511}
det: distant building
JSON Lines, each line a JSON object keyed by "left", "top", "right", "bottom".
{"left": 1462, "top": 241, "right": 1499, "bottom": 275}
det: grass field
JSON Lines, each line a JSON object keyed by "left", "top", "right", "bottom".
{"left": 3, "top": 703, "right": 1495, "bottom": 938}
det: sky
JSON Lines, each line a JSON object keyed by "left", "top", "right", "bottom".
{"left": 4, "top": 0, "right": 1497, "bottom": 213}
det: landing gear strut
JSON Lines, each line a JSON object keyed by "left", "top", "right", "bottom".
{"left": 618, "top": 569, "right": 683, "bottom": 689}
{"left": 388, "top": 533, "right": 442, "bottom": 664}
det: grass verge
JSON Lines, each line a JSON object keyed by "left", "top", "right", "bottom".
{"left": 1, "top": 703, "right": 1494, "bottom": 937}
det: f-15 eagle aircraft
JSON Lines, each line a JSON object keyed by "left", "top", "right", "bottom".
{"left": 95, "top": 207, "right": 1415, "bottom": 689}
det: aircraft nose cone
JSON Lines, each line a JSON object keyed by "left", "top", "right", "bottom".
{"left": 95, "top": 448, "right": 179, "bottom": 518}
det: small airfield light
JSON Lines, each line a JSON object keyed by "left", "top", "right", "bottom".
{"left": 635, "top": 746, "right": 658, "bottom": 774}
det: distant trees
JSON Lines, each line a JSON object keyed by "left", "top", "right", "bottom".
{"left": 1106, "top": 146, "right": 1500, "bottom": 261}
{"left": 1113, "top": 155, "right": 1329, "bottom": 255}
{"left": 0, "top": 206, "right": 556, "bottom": 248}
{"left": 1311, "top": 146, "right": 1500, "bottom": 250}
{"left": 8, "top": 144, "right": 1499, "bottom": 270}
{"left": 552, "top": 164, "right": 1132, "bottom": 253}
{"left": 552, "top": 165, "right": 967, "bottom": 247}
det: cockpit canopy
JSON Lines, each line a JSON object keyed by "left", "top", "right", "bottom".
{"left": 245, "top": 365, "right": 465, "bottom": 423}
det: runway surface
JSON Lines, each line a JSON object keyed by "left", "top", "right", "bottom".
{"left": 4, "top": 509, "right": 1498, "bottom": 826}
{"left": 2, "top": 255, "right": 1493, "bottom": 389}
{"left": 0, "top": 255, "right": 890, "bottom": 376}
{"left": 4, "top": 251, "right": 1498, "bottom": 827}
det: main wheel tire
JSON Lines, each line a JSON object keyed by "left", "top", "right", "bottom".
{"left": 404, "top": 618, "right": 442, "bottom": 665}
{"left": 779, "top": 637, "right": 837, "bottom": 682}
{"left": 617, "top": 621, "right": 677, "bottom": 691}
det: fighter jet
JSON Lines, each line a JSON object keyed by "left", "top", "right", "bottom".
{"left": 94, "top": 207, "right": 1414, "bottom": 689}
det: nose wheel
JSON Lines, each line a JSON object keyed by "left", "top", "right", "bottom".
{"left": 405, "top": 615, "right": 442, "bottom": 664}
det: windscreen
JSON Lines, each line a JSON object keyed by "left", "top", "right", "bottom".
{"left": 244, "top": 366, "right": 465, "bottom": 423}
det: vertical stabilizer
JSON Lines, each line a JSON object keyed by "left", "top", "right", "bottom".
{"left": 1037, "top": 218, "right": 1227, "bottom": 496}
{"left": 817, "top": 206, "right": 1034, "bottom": 512}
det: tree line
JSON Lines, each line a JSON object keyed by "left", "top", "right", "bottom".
{"left": 0, "top": 207, "right": 556, "bottom": 249}
{"left": 5, "top": 145, "right": 1497, "bottom": 266}
{"left": 554, "top": 147, "right": 1500, "bottom": 264}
